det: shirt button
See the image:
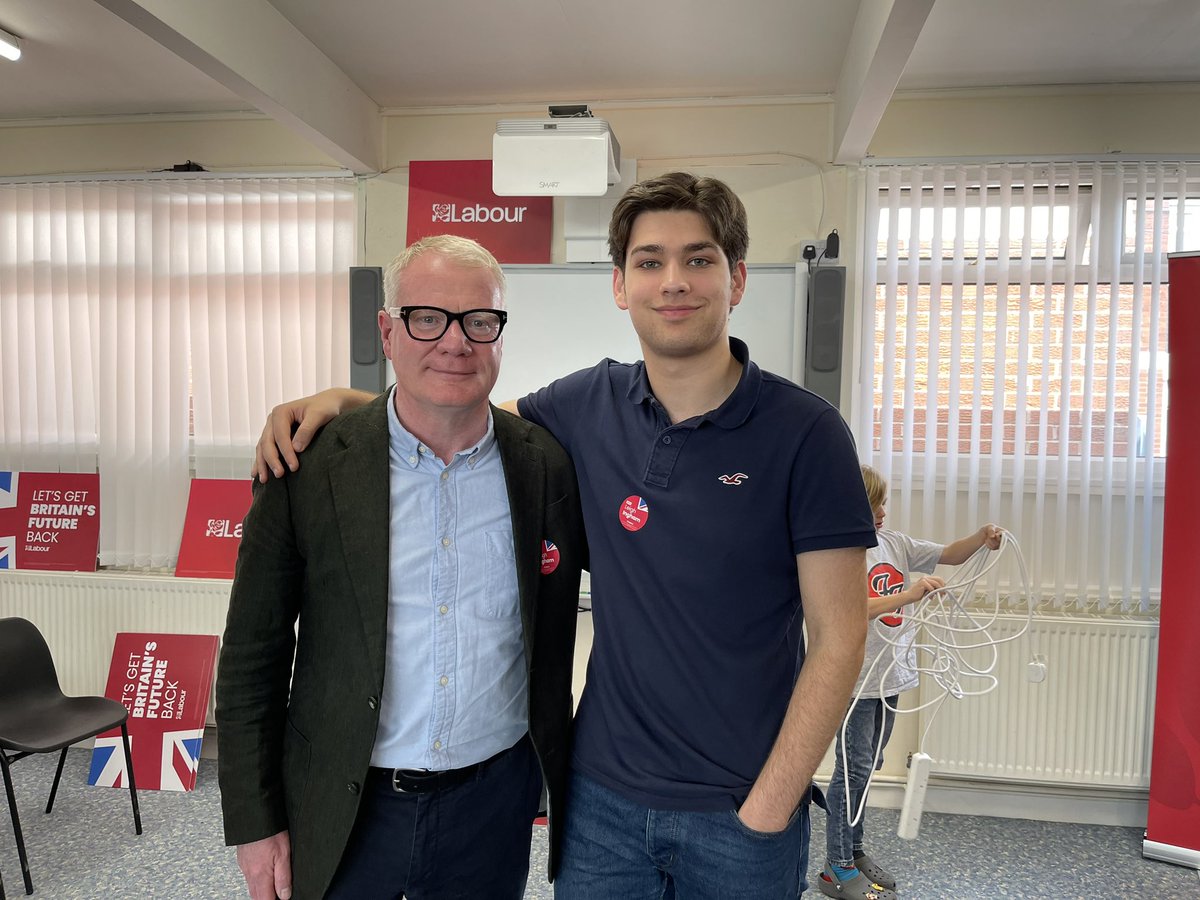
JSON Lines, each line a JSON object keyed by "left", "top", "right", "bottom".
{"left": 439, "top": 676, "right": 448, "bottom": 686}
{"left": 367, "top": 696, "right": 378, "bottom": 710}
{"left": 347, "top": 782, "right": 360, "bottom": 795}
{"left": 441, "top": 471, "right": 449, "bottom": 481}
{"left": 662, "top": 435, "right": 672, "bottom": 444}
{"left": 441, "top": 537, "right": 451, "bottom": 547}
{"left": 433, "top": 740, "right": 442, "bottom": 750}
{"left": 439, "top": 604, "right": 449, "bottom": 614}
{"left": 408, "top": 455, "right": 417, "bottom": 465}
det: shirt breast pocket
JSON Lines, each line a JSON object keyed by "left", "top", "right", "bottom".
{"left": 483, "top": 529, "right": 520, "bottom": 618}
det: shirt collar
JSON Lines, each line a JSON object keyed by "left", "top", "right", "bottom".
{"left": 625, "top": 337, "right": 761, "bottom": 429}
{"left": 386, "top": 385, "right": 495, "bottom": 468}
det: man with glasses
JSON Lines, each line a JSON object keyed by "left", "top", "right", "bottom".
{"left": 216, "top": 235, "right": 587, "bottom": 900}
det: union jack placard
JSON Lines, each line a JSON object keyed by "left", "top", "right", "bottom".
{"left": 89, "top": 633, "right": 219, "bottom": 792}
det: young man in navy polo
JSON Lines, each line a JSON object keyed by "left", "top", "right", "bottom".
{"left": 254, "top": 173, "right": 877, "bottom": 898}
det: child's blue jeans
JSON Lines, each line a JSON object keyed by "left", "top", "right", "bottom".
{"left": 824, "top": 694, "right": 898, "bottom": 868}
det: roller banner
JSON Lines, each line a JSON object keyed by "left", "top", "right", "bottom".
{"left": 1145, "top": 251, "right": 1200, "bottom": 869}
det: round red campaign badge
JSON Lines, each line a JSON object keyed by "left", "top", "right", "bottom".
{"left": 618, "top": 495, "right": 649, "bottom": 532}
{"left": 540, "top": 540, "right": 560, "bottom": 575}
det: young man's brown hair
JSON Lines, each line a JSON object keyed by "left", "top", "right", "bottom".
{"left": 607, "top": 171, "right": 750, "bottom": 269}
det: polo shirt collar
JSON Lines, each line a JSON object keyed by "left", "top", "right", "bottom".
{"left": 625, "top": 337, "right": 761, "bottom": 429}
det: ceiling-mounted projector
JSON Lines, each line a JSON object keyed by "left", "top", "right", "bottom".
{"left": 492, "top": 116, "right": 621, "bottom": 197}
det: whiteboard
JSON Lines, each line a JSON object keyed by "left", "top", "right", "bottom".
{"left": 491, "top": 263, "right": 804, "bottom": 403}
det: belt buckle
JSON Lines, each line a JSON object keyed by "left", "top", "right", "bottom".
{"left": 391, "top": 768, "right": 436, "bottom": 793}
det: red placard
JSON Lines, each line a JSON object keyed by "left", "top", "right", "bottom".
{"left": 407, "top": 160, "right": 551, "bottom": 263}
{"left": 0, "top": 471, "right": 100, "bottom": 572}
{"left": 174, "top": 478, "right": 252, "bottom": 579}
{"left": 89, "top": 633, "right": 219, "bottom": 792}
{"left": 1145, "top": 251, "right": 1200, "bottom": 866}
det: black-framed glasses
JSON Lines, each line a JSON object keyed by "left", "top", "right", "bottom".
{"left": 387, "top": 305, "right": 508, "bottom": 343}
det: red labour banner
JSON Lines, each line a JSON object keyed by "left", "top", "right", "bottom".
{"left": 1145, "top": 251, "right": 1200, "bottom": 868}
{"left": 174, "top": 478, "right": 252, "bottom": 579}
{"left": 406, "top": 160, "right": 551, "bottom": 263}
{"left": 0, "top": 471, "right": 100, "bottom": 572}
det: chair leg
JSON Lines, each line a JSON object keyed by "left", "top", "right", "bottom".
{"left": 45, "top": 747, "right": 69, "bottom": 814}
{"left": 0, "top": 750, "right": 34, "bottom": 895}
{"left": 120, "top": 722, "right": 142, "bottom": 835}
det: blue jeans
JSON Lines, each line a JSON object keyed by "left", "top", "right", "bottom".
{"left": 824, "top": 696, "right": 896, "bottom": 868}
{"left": 555, "top": 769, "right": 809, "bottom": 900}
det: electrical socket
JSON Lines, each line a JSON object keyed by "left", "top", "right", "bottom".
{"left": 800, "top": 239, "right": 827, "bottom": 261}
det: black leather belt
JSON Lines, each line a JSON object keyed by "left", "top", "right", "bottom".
{"left": 387, "top": 763, "right": 480, "bottom": 794}
{"left": 374, "top": 740, "right": 519, "bottom": 794}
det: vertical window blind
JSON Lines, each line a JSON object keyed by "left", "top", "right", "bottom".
{"left": 856, "top": 161, "right": 1200, "bottom": 612}
{"left": 0, "top": 177, "right": 356, "bottom": 568}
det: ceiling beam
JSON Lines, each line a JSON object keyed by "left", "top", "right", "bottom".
{"left": 832, "top": 0, "right": 936, "bottom": 165}
{"left": 93, "top": 0, "right": 381, "bottom": 173}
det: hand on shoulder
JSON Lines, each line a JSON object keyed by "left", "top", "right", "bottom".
{"left": 252, "top": 388, "right": 375, "bottom": 482}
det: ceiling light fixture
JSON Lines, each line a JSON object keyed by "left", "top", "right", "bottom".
{"left": 0, "top": 26, "right": 22, "bottom": 62}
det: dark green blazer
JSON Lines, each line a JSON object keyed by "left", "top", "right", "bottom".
{"left": 215, "top": 394, "right": 586, "bottom": 899}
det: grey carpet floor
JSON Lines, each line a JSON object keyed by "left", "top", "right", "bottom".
{"left": 0, "top": 749, "right": 1194, "bottom": 898}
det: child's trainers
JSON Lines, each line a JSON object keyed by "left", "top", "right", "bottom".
{"left": 853, "top": 852, "right": 896, "bottom": 890}
{"left": 816, "top": 862, "right": 898, "bottom": 900}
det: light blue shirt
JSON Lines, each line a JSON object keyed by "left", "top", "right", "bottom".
{"left": 370, "top": 388, "right": 528, "bottom": 770}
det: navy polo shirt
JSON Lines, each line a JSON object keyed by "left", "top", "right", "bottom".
{"left": 518, "top": 338, "right": 876, "bottom": 811}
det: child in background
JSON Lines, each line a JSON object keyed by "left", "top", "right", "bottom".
{"left": 818, "top": 465, "right": 1002, "bottom": 899}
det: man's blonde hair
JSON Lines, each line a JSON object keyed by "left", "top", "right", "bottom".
{"left": 861, "top": 464, "right": 888, "bottom": 510}
{"left": 383, "top": 235, "right": 506, "bottom": 308}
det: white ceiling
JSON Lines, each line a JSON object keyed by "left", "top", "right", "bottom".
{"left": 2, "top": 0, "right": 1198, "bottom": 163}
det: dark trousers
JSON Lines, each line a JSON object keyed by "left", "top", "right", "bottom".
{"left": 325, "top": 734, "right": 543, "bottom": 900}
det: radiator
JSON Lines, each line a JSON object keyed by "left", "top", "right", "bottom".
{"left": 917, "top": 613, "right": 1158, "bottom": 788}
{"left": 0, "top": 570, "right": 231, "bottom": 724}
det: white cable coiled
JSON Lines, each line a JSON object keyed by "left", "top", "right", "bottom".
{"left": 836, "top": 530, "right": 1034, "bottom": 831}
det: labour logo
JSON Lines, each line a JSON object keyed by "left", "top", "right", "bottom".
{"left": 619, "top": 496, "right": 649, "bottom": 532}
{"left": 540, "top": 540, "right": 560, "bottom": 575}
{"left": 432, "top": 203, "right": 453, "bottom": 222}
{"left": 205, "top": 519, "right": 242, "bottom": 539}
{"left": 718, "top": 473, "right": 749, "bottom": 485}
{"left": 868, "top": 562, "right": 906, "bottom": 627}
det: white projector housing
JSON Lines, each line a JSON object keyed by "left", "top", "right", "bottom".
{"left": 492, "top": 118, "right": 621, "bottom": 197}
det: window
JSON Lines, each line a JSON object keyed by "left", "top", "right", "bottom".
{"left": 857, "top": 162, "right": 1200, "bottom": 611}
{"left": 0, "top": 177, "right": 356, "bottom": 568}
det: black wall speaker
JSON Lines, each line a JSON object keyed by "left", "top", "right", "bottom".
{"left": 349, "top": 266, "right": 386, "bottom": 393}
{"left": 804, "top": 265, "right": 846, "bottom": 408}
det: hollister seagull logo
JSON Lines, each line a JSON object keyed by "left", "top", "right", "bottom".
{"left": 717, "top": 473, "right": 749, "bottom": 485}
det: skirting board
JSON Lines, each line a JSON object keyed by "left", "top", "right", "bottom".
{"left": 1142, "top": 839, "right": 1200, "bottom": 870}
{"left": 839, "top": 774, "right": 1149, "bottom": 829}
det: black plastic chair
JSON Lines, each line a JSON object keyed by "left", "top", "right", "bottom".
{"left": 0, "top": 617, "right": 142, "bottom": 895}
